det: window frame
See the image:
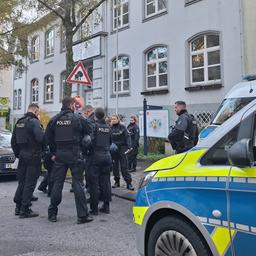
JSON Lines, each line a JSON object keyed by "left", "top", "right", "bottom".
{"left": 145, "top": 45, "right": 168, "bottom": 90}
{"left": 13, "top": 90, "right": 18, "bottom": 110}
{"left": 112, "top": 0, "right": 129, "bottom": 31}
{"left": 44, "top": 75, "right": 54, "bottom": 103}
{"left": 145, "top": 0, "right": 167, "bottom": 19}
{"left": 17, "top": 89, "right": 22, "bottom": 110}
{"left": 31, "top": 35, "right": 40, "bottom": 62}
{"left": 112, "top": 55, "right": 130, "bottom": 95}
{"left": 31, "top": 78, "right": 39, "bottom": 103}
{"left": 189, "top": 33, "right": 221, "bottom": 87}
{"left": 45, "top": 28, "right": 55, "bottom": 57}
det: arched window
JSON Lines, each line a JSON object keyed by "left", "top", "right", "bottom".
{"left": 44, "top": 75, "right": 54, "bottom": 103}
{"left": 146, "top": 46, "right": 168, "bottom": 89}
{"left": 60, "top": 71, "right": 66, "bottom": 101}
{"left": 31, "top": 35, "right": 40, "bottom": 61}
{"left": 31, "top": 79, "right": 39, "bottom": 103}
{"left": 45, "top": 28, "right": 54, "bottom": 57}
{"left": 112, "top": 55, "right": 130, "bottom": 94}
{"left": 189, "top": 33, "right": 221, "bottom": 86}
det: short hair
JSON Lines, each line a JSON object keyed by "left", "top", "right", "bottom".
{"left": 175, "top": 101, "right": 186, "bottom": 106}
{"left": 83, "top": 105, "right": 94, "bottom": 112}
{"left": 95, "top": 108, "right": 105, "bottom": 120}
{"left": 27, "top": 103, "right": 39, "bottom": 111}
{"left": 62, "top": 97, "right": 75, "bottom": 108}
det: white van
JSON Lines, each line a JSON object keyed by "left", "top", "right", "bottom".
{"left": 199, "top": 76, "right": 256, "bottom": 140}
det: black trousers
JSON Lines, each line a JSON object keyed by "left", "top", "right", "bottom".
{"left": 48, "top": 160, "right": 89, "bottom": 218}
{"left": 14, "top": 156, "right": 41, "bottom": 212}
{"left": 38, "top": 166, "right": 53, "bottom": 195}
{"left": 87, "top": 164, "right": 112, "bottom": 212}
{"left": 128, "top": 147, "right": 138, "bottom": 170}
{"left": 112, "top": 147, "right": 132, "bottom": 184}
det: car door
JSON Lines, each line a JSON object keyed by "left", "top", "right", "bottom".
{"left": 229, "top": 112, "right": 256, "bottom": 255}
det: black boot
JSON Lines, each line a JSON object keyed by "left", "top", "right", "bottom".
{"left": 127, "top": 183, "right": 135, "bottom": 191}
{"left": 19, "top": 208, "right": 39, "bottom": 218}
{"left": 48, "top": 214, "right": 57, "bottom": 222}
{"left": 99, "top": 203, "right": 110, "bottom": 214}
{"left": 77, "top": 215, "right": 93, "bottom": 224}
{"left": 38, "top": 186, "right": 48, "bottom": 194}
{"left": 112, "top": 181, "right": 120, "bottom": 188}
{"left": 15, "top": 207, "right": 20, "bottom": 216}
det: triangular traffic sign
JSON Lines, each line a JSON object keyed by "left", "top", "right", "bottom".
{"left": 66, "top": 62, "right": 92, "bottom": 85}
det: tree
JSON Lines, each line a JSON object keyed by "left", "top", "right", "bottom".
{"left": 27, "top": 0, "right": 107, "bottom": 96}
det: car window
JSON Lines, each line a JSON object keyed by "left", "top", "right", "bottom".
{"left": 201, "top": 126, "right": 239, "bottom": 166}
{"left": 212, "top": 97, "right": 255, "bottom": 125}
{"left": 0, "top": 133, "right": 12, "bottom": 149}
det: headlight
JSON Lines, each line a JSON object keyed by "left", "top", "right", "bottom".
{"left": 139, "top": 171, "right": 157, "bottom": 188}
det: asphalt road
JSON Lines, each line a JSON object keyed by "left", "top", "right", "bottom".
{"left": 0, "top": 176, "right": 139, "bottom": 256}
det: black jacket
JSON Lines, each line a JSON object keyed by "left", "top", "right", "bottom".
{"left": 11, "top": 112, "right": 44, "bottom": 158}
{"left": 111, "top": 123, "right": 131, "bottom": 148}
{"left": 127, "top": 123, "right": 140, "bottom": 149}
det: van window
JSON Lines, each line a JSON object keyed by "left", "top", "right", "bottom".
{"left": 212, "top": 97, "right": 255, "bottom": 125}
{"left": 201, "top": 126, "right": 239, "bottom": 166}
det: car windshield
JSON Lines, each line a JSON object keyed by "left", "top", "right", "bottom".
{"left": 212, "top": 97, "right": 255, "bottom": 125}
{"left": 0, "top": 132, "right": 12, "bottom": 149}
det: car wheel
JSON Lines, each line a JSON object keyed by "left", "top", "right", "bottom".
{"left": 147, "top": 216, "right": 211, "bottom": 256}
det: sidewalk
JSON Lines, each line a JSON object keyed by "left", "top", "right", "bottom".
{"left": 65, "top": 160, "right": 154, "bottom": 202}
{"left": 111, "top": 160, "right": 153, "bottom": 202}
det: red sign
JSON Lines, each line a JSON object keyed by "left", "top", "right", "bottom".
{"left": 66, "top": 62, "right": 92, "bottom": 85}
{"left": 74, "top": 96, "right": 85, "bottom": 110}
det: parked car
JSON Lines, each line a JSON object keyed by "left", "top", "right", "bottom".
{"left": 134, "top": 98, "right": 256, "bottom": 256}
{"left": 0, "top": 130, "right": 16, "bottom": 176}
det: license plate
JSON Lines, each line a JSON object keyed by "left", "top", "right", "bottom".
{"left": 5, "top": 163, "right": 13, "bottom": 169}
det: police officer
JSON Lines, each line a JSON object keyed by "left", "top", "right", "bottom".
{"left": 127, "top": 116, "right": 140, "bottom": 172}
{"left": 86, "top": 108, "right": 112, "bottom": 215}
{"left": 45, "top": 97, "right": 93, "bottom": 224}
{"left": 111, "top": 115, "right": 134, "bottom": 190}
{"left": 11, "top": 103, "right": 44, "bottom": 218}
{"left": 168, "top": 101, "right": 198, "bottom": 154}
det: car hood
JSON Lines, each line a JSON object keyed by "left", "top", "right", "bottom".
{"left": 0, "top": 147, "right": 13, "bottom": 155}
{"left": 145, "top": 152, "right": 187, "bottom": 172}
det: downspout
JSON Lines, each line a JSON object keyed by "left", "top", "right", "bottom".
{"left": 104, "top": 0, "right": 109, "bottom": 114}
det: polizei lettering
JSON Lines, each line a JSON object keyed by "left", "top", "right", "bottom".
{"left": 56, "top": 120, "right": 72, "bottom": 126}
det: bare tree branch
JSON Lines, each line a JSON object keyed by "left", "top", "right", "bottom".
{"left": 73, "top": 0, "right": 106, "bottom": 34}
{"left": 37, "top": 0, "right": 65, "bottom": 21}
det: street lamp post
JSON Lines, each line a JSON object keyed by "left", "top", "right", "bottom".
{"left": 115, "top": 0, "right": 120, "bottom": 115}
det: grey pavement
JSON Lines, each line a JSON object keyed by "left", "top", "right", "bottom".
{"left": 0, "top": 176, "right": 139, "bottom": 256}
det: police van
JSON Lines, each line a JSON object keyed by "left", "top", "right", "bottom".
{"left": 133, "top": 98, "right": 256, "bottom": 256}
{"left": 199, "top": 76, "right": 256, "bottom": 140}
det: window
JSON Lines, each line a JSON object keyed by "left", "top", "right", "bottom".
{"left": 60, "top": 71, "right": 66, "bottom": 101}
{"left": 44, "top": 75, "right": 54, "bottom": 103}
{"left": 18, "top": 89, "right": 22, "bottom": 110}
{"left": 31, "top": 36, "right": 40, "bottom": 61}
{"left": 146, "top": 46, "right": 168, "bottom": 89}
{"left": 113, "top": 56, "right": 130, "bottom": 94}
{"left": 60, "top": 27, "right": 66, "bottom": 51}
{"left": 145, "top": 0, "right": 167, "bottom": 18}
{"left": 45, "top": 29, "right": 54, "bottom": 56}
{"left": 113, "top": 0, "right": 129, "bottom": 30}
{"left": 31, "top": 79, "right": 39, "bottom": 103}
{"left": 201, "top": 126, "right": 239, "bottom": 166}
{"left": 190, "top": 33, "right": 221, "bottom": 86}
{"left": 13, "top": 90, "right": 17, "bottom": 110}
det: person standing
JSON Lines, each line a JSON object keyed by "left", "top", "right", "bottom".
{"left": 111, "top": 115, "right": 134, "bottom": 190}
{"left": 86, "top": 108, "right": 112, "bottom": 215}
{"left": 46, "top": 97, "right": 93, "bottom": 224}
{"left": 127, "top": 116, "right": 140, "bottom": 172}
{"left": 11, "top": 103, "right": 44, "bottom": 218}
{"left": 168, "top": 101, "right": 198, "bottom": 154}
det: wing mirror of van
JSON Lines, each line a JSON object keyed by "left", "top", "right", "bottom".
{"left": 228, "top": 139, "right": 254, "bottom": 167}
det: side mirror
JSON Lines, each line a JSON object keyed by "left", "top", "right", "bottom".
{"left": 228, "top": 139, "right": 254, "bottom": 167}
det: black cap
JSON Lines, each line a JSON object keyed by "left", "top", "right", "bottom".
{"left": 95, "top": 108, "right": 105, "bottom": 120}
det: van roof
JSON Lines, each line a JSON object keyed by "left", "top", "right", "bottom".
{"left": 225, "top": 80, "right": 256, "bottom": 99}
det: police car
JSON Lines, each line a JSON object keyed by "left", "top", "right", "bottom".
{"left": 133, "top": 99, "right": 256, "bottom": 256}
{"left": 199, "top": 76, "right": 256, "bottom": 141}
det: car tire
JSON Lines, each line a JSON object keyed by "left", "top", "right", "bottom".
{"left": 147, "top": 216, "right": 211, "bottom": 256}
